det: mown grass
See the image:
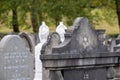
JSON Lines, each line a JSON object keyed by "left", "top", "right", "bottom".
{"left": 94, "top": 20, "right": 119, "bottom": 37}
{"left": 95, "top": 22, "right": 119, "bottom": 34}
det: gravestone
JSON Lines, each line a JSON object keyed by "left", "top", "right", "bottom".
{"left": 39, "top": 21, "right": 49, "bottom": 43}
{"left": 0, "top": 35, "right": 34, "bottom": 80}
{"left": 56, "top": 22, "right": 67, "bottom": 42}
{"left": 19, "top": 32, "right": 34, "bottom": 54}
{"left": 41, "top": 17, "right": 120, "bottom": 80}
{"left": 34, "top": 21, "right": 49, "bottom": 80}
{"left": 41, "top": 32, "right": 61, "bottom": 80}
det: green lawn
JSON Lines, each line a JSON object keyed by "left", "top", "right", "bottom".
{"left": 0, "top": 20, "right": 119, "bottom": 36}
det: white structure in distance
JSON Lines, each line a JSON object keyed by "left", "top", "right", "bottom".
{"left": 34, "top": 21, "right": 49, "bottom": 80}
{"left": 56, "top": 22, "right": 67, "bottom": 42}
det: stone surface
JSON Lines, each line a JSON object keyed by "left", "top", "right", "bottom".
{"left": 41, "top": 32, "right": 61, "bottom": 80}
{"left": 41, "top": 17, "right": 120, "bottom": 80}
{"left": 0, "top": 35, "right": 34, "bottom": 80}
{"left": 41, "top": 32, "right": 61, "bottom": 55}
{"left": 19, "top": 32, "right": 34, "bottom": 54}
{"left": 64, "top": 68, "right": 106, "bottom": 80}
{"left": 52, "top": 17, "right": 107, "bottom": 54}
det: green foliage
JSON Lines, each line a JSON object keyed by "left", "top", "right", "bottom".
{"left": 0, "top": 0, "right": 119, "bottom": 33}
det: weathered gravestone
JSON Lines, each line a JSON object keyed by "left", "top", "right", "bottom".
{"left": 41, "top": 17, "right": 120, "bottom": 80}
{"left": 41, "top": 32, "right": 61, "bottom": 80}
{"left": 110, "top": 35, "right": 120, "bottom": 52}
{"left": 0, "top": 35, "right": 34, "bottom": 80}
{"left": 19, "top": 32, "right": 35, "bottom": 54}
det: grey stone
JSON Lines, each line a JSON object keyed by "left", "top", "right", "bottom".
{"left": 0, "top": 35, "right": 34, "bottom": 80}
{"left": 41, "top": 17, "right": 120, "bottom": 80}
{"left": 41, "top": 32, "right": 61, "bottom": 80}
{"left": 41, "top": 32, "right": 61, "bottom": 55}
{"left": 52, "top": 17, "right": 107, "bottom": 54}
{"left": 19, "top": 32, "right": 35, "bottom": 54}
{"left": 64, "top": 68, "right": 106, "bottom": 80}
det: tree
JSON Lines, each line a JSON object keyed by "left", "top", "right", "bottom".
{"left": 0, "top": 0, "right": 119, "bottom": 33}
{"left": 115, "top": 0, "right": 120, "bottom": 31}
{"left": 30, "top": 0, "right": 39, "bottom": 32}
{"left": 11, "top": 2, "right": 19, "bottom": 32}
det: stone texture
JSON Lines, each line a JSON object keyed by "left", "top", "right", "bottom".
{"left": 41, "top": 17, "right": 120, "bottom": 80}
{"left": 52, "top": 17, "right": 108, "bottom": 54}
{"left": 19, "top": 32, "right": 35, "bottom": 54}
{"left": 56, "top": 22, "right": 67, "bottom": 42}
{"left": 0, "top": 35, "right": 34, "bottom": 80}
{"left": 41, "top": 32, "right": 61, "bottom": 80}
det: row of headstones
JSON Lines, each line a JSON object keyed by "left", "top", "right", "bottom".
{"left": 35, "top": 20, "right": 120, "bottom": 80}
{"left": 39, "top": 21, "right": 67, "bottom": 43}
{"left": 0, "top": 21, "right": 68, "bottom": 80}
{"left": 0, "top": 19, "right": 120, "bottom": 80}
{"left": 34, "top": 21, "right": 67, "bottom": 80}
{"left": 34, "top": 20, "right": 114, "bottom": 80}
{"left": 0, "top": 20, "right": 67, "bottom": 80}
{"left": 40, "top": 17, "right": 120, "bottom": 80}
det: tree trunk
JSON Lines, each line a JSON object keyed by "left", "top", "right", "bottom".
{"left": 31, "top": 0, "right": 39, "bottom": 33}
{"left": 115, "top": 0, "right": 120, "bottom": 32}
{"left": 55, "top": 17, "right": 60, "bottom": 27}
{"left": 12, "top": 7, "right": 19, "bottom": 32}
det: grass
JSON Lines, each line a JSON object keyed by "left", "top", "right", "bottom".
{"left": 94, "top": 21, "right": 119, "bottom": 35}
{"left": 0, "top": 20, "right": 119, "bottom": 37}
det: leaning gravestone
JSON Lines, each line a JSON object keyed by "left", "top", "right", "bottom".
{"left": 0, "top": 35, "right": 34, "bottom": 80}
{"left": 19, "top": 32, "right": 35, "bottom": 54}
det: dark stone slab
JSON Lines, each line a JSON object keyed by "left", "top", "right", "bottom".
{"left": 63, "top": 68, "right": 106, "bottom": 80}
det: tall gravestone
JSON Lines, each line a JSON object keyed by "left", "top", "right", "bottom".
{"left": 41, "top": 17, "right": 120, "bottom": 80}
{"left": 56, "top": 22, "right": 67, "bottom": 42}
{"left": 34, "top": 21, "right": 49, "bottom": 80}
{"left": 0, "top": 35, "right": 34, "bottom": 80}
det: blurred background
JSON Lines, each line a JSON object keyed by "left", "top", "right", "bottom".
{"left": 0, "top": 0, "right": 120, "bottom": 36}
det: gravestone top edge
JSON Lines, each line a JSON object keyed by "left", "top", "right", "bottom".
{"left": 0, "top": 35, "right": 25, "bottom": 48}
{"left": 41, "top": 32, "right": 61, "bottom": 54}
{"left": 0, "top": 35, "right": 34, "bottom": 80}
{"left": 19, "top": 32, "right": 34, "bottom": 53}
{"left": 40, "top": 52, "right": 120, "bottom": 60}
{"left": 51, "top": 17, "right": 105, "bottom": 54}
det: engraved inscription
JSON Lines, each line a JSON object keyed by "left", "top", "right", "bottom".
{"left": 2, "top": 52, "right": 31, "bottom": 80}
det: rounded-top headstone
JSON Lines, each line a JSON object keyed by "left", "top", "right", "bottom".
{"left": 56, "top": 22, "right": 67, "bottom": 42}
{"left": 39, "top": 21, "right": 49, "bottom": 43}
{"left": 0, "top": 35, "right": 34, "bottom": 80}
